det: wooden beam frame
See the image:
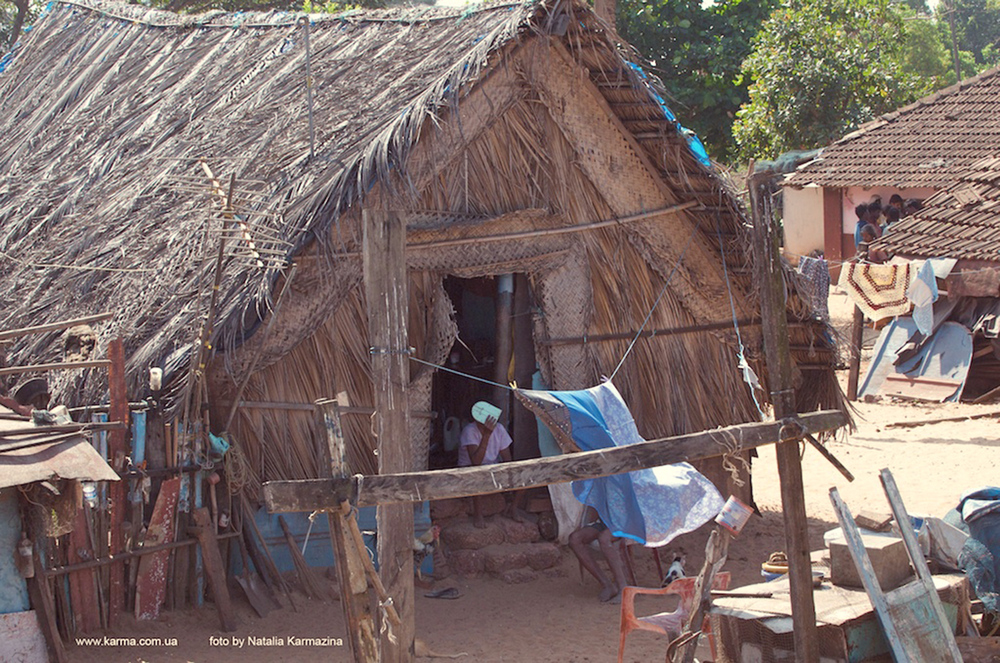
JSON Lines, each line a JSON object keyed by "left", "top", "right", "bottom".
{"left": 263, "top": 409, "right": 847, "bottom": 513}
{"left": 524, "top": 38, "right": 750, "bottom": 325}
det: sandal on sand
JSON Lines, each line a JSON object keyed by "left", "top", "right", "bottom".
{"left": 424, "top": 587, "right": 462, "bottom": 600}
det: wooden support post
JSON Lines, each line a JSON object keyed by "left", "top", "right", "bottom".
{"left": 847, "top": 305, "right": 864, "bottom": 401}
{"left": 493, "top": 274, "right": 514, "bottom": 421}
{"left": 512, "top": 273, "right": 538, "bottom": 460}
{"left": 363, "top": 208, "right": 415, "bottom": 663}
{"left": 318, "top": 400, "right": 378, "bottom": 662}
{"left": 749, "top": 171, "right": 820, "bottom": 661}
{"left": 190, "top": 508, "right": 238, "bottom": 632}
{"left": 106, "top": 338, "right": 129, "bottom": 629}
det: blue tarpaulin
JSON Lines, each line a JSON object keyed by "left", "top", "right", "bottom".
{"left": 515, "top": 381, "right": 723, "bottom": 546}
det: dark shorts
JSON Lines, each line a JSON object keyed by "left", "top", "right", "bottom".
{"left": 585, "top": 519, "right": 607, "bottom": 533}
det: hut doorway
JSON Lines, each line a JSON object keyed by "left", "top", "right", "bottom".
{"left": 429, "top": 274, "right": 539, "bottom": 470}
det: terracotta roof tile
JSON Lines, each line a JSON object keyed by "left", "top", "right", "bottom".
{"left": 874, "top": 157, "right": 1000, "bottom": 262}
{"left": 786, "top": 67, "right": 1000, "bottom": 188}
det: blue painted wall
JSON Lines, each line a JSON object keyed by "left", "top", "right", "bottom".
{"left": 0, "top": 489, "right": 29, "bottom": 614}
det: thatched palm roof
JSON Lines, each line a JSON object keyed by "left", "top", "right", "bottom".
{"left": 0, "top": 0, "right": 751, "bottom": 405}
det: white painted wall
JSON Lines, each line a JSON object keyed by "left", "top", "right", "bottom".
{"left": 783, "top": 185, "right": 824, "bottom": 258}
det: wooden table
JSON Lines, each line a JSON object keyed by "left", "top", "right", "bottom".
{"left": 708, "top": 573, "right": 970, "bottom": 662}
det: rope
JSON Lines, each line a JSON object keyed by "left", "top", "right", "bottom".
{"left": 609, "top": 222, "right": 701, "bottom": 381}
{"left": 713, "top": 205, "right": 765, "bottom": 419}
{"left": 408, "top": 356, "right": 513, "bottom": 391}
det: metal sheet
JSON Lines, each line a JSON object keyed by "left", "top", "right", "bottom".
{"left": 0, "top": 438, "right": 118, "bottom": 489}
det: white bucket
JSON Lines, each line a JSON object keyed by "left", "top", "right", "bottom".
{"left": 715, "top": 495, "right": 753, "bottom": 536}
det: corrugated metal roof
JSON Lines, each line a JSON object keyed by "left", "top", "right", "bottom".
{"left": 0, "top": 409, "right": 118, "bottom": 488}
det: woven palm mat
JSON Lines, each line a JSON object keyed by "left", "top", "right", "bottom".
{"left": 838, "top": 262, "right": 912, "bottom": 321}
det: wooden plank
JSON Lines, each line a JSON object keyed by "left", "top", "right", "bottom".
{"left": 27, "top": 552, "right": 67, "bottom": 663}
{"left": 880, "top": 469, "right": 962, "bottom": 662}
{"left": 885, "top": 410, "right": 1000, "bottom": 429}
{"left": 881, "top": 374, "right": 962, "bottom": 401}
{"left": 749, "top": 170, "right": 820, "bottom": 660}
{"left": 67, "top": 507, "right": 100, "bottom": 634}
{"left": 106, "top": 338, "right": 129, "bottom": 628}
{"left": 363, "top": 207, "right": 415, "bottom": 663}
{"left": 190, "top": 508, "right": 238, "bottom": 632}
{"left": 0, "top": 312, "right": 113, "bottom": 341}
{"left": 0, "top": 359, "right": 112, "bottom": 376}
{"left": 956, "top": 636, "right": 1000, "bottom": 662}
{"left": 135, "top": 477, "right": 180, "bottom": 620}
{"left": 264, "top": 410, "right": 847, "bottom": 512}
{"left": 317, "top": 400, "right": 378, "bottom": 662}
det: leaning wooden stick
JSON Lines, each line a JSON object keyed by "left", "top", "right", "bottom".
{"left": 340, "top": 501, "right": 402, "bottom": 627}
{"left": 804, "top": 434, "right": 854, "bottom": 482}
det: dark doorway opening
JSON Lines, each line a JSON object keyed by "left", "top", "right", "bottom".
{"left": 429, "top": 274, "right": 539, "bottom": 470}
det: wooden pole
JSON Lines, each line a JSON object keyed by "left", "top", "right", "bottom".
{"left": 512, "top": 273, "right": 538, "bottom": 459}
{"left": 493, "top": 274, "right": 514, "bottom": 422}
{"left": 106, "top": 338, "right": 129, "bottom": 629}
{"left": 847, "top": 305, "right": 864, "bottom": 400}
{"left": 189, "top": 508, "right": 238, "bottom": 632}
{"left": 0, "top": 312, "right": 113, "bottom": 341}
{"left": 362, "top": 208, "right": 414, "bottom": 663}
{"left": 317, "top": 400, "right": 378, "bottom": 662}
{"left": 263, "top": 410, "right": 846, "bottom": 512}
{"left": 749, "top": 171, "right": 820, "bottom": 661}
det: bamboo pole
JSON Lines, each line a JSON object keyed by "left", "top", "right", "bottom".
{"left": 748, "top": 170, "right": 820, "bottom": 661}
{"left": 0, "top": 312, "right": 113, "bottom": 341}
{"left": 0, "top": 359, "right": 111, "bottom": 376}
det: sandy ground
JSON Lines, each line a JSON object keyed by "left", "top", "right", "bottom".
{"left": 68, "top": 290, "right": 1000, "bottom": 662}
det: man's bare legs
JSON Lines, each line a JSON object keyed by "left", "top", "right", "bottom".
{"left": 569, "top": 524, "right": 628, "bottom": 602}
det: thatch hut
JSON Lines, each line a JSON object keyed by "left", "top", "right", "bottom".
{"left": 0, "top": 0, "right": 844, "bottom": 510}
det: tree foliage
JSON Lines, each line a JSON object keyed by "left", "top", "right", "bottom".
{"left": 2, "top": 0, "right": 34, "bottom": 50}
{"left": 617, "top": 0, "right": 778, "bottom": 161}
{"left": 946, "top": 0, "right": 1000, "bottom": 67}
{"left": 732, "top": 0, "right": 920, "bottom": 160}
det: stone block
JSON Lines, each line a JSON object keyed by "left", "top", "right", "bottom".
{"left": 440, "top": 521, "right": 504, "bottom": 550}
{"left": 498, "top": 517, "right": 540, "bottom": 544}
{"left": 499, "top": 568, "right": 537, "bottom": 584}
{"left": 829, "top": 533, "right": 913, "bottom": 590}
{"left": 523, "top": 543, "right": 562, "bottom": 571}
{"left": 478, "top": 493, "right": 507, "bottom": 517}
{"left": 430, "top": 498, "right": 468, "bottom": 520}
{"left": 483, "top": 545, "right": 528, "bottom": 575}
{"left": 447, "top": 549, "right": 485, "bottom": 577}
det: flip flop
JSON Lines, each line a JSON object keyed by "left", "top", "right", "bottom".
{"left": 424, "top": 587, "right": 462, "bottom": 600}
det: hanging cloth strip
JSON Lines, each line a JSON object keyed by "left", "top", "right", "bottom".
{"left": 798, "top": 256, "right": 830, "bottom": 322}
{"left": 513, "top": 381, "right": 724, "bottom": 547}
{"left": 838, "top": 262, "right": 912, "bottom": 321}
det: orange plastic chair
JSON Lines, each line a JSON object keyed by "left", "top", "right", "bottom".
{"left": 617, "top": 571, "right": 731, "bottom": 663}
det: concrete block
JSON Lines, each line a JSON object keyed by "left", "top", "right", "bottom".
{"left": 829, "top": 533, "right": 913, "bottom": 590}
